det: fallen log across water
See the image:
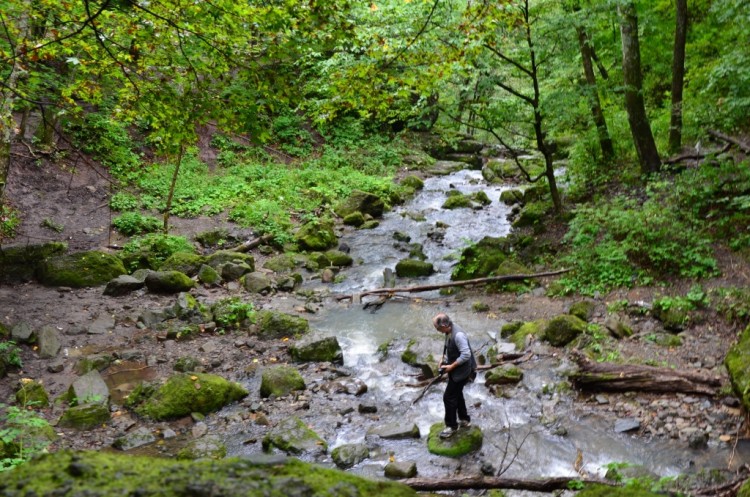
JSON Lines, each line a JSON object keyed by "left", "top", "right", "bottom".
{"left": 570, "top": 350, "right": 722, "bottom": 396}
{"left": 400, "top": 475, "right": 613, "bottom": 492}
{"left": 335, "top": 269, "right": 571, "bottom": 302}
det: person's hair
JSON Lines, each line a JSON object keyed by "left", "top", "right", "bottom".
{"left": 436, "top": 314, "right": 452, "bottom": 328}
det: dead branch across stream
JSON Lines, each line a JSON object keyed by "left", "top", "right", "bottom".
{"left": 571, "top": 350, "right": 722, "bottom": 396}
{"left": 335, "top": 269, "right": 571, "bottom": 302}
{"left": 400, "top": 475, "right": 613, "bottom": 492}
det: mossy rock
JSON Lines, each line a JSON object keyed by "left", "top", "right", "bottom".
{"left": 194, "top": 228, "right": 232, "bottom": 248}
{"left": 176, "top": 435, "right": 227, "bottom": 460}
{"left": 260, "top": 365, "right": 306, "bottom": 398}
{"left": 263, "top": 254, "right": 298, "bottom": 273}
{"left": 400, "top": 175, "right": 424, "bottom": 190}
{"left": 0, "top": 242, "right": 67, "bottom": 283}
{"left": 725, "top": 324, "right": 750, "bottom": 412}
{"left": 485, "top": 366, "right": 523, "bottom": 386}
{"left": 58, "top": 403, "right": 111, "bottom": 430}
{"left": 400, "top": 338, "right": 435, "bottom": 378}
{"left": 343, "top": 211, "right": 366, "bottom": 227}
{"left": 333, "top": 190, "right": 385, "bottom": 219}
{"left": 197, "top": 264, "right": 222, "bottom": 286}
{"left": 262, "top": 416, "right": 328, "bottom": 456}
{"left": 652, "top": 302, "right": 690, "bottom": 331}
{"left": 488, "top": 260, "right": 534, "bottom": 293}
{"left": 295, "top": 219, "right": 338, "bottom": 251}
{"left": 205, "top": 251, "right": 255, "bottom": 271}
{"left": 499, "top": 189, "right": 523, "bottom": 205}
{"left": 511, "top": 201, "right": 548, "bottom": 229}
{"left": 427, "top": 423, "right": 482, "bottom": 457}
{"left": 500, "top": 321, "right": 523, "bottom": 338}
{"left": 576, "top": 484, "right": 663, "bottom": 497}
{"left": 442, "top": 193, "right": 472, "bottom": 209}
{"left": 569, "top": 300, "right": 596, "bottom": 322}
{"left": 135, "top": 373, "right": 248, "bottom": 421}
{"left": 37, "top": 250, "right": 127, "bottom": 288}
{"left": 159, "top": 252, "right": 207, "bottom": 276}
{"left": 255, "top": 310, "right": 310, "bottom": 339}
{"left": 451, "top": 236, "right": 512, "bottom": 281}
{"left": 509, "top": 320, "right": 547, "bottom": 350}
{"left": 289, "top": 337, "right": 343, "bottom": 364}
{"left": 331, "top": 443, "right": 370, "bottom": 469}
{"left": 543, "top": 314, "right": 587, "bottom": 347}
{"left": 472, "top": 190, "right": 491, "bottom": 206}
{"left": 323, "top": 250, "right": 354, "bottom": 267}
{"left": 0, "top": 450, "right": 417, "bottom": 497}
{"left": 15, "top": 379, "right": 50, "bottom": 408}
{"left": 395, "top": 258, "right": 434, "bottom": 277}
{"left": 144, "top": 270, "right": 196, "bottom": 293}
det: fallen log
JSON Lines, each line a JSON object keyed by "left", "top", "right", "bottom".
{"left": 336, "top": 269, "right": 571, "bottom": 302}
{"left": 570, "top": 350, "right": 721, "bottom": 396}
{"left": 228, "top": 234, "right": 274, "bottom": 253}
{"left": 708, "top": 129, "right": 750, "bottom": 154}
{"left": 400, "top": 475, "right": 613, "bottom": 492}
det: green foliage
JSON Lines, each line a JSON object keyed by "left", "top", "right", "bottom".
{"left": 112, "top": 212, "right": 162, "bottom": 236}
{"left": 212, "top": 298, "right": 255, "bottom": 330}
{"left": 272, "top": 112, "right": 313, "bottom": 157}
{"left": 0, "top": 404, "right": 53, "bottom": 471}
{"left": 712, "top": 287, "right": 750, "bottom": 324}
{"left": 110, "top": 192, "right": 140, "bottom": 212}
{"left": 67, "top": 113, "right": 142, "bottom": 182}
{"left": 119, "top": 234, "right": 194, "bottom": 271}
{"left": 0, "top": 205, "right": 20, "bottom": 241}
{"left": 0, "top": 341, "right": 22, "bottom": 368}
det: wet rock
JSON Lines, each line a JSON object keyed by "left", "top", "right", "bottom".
{"left": 333, "top": 190, "right": 384, "bottom": 219}
{"left": 254, "top": 310, "right": 310, "bottom": 339}
{"left": 197, "top": 264, "right": 221, "bottom": 286}
{"left": 68, "top": 370, "right": 110, "bottom": 405}
{"left": 289, "top": 336, "right": 343, "bottom": 365}
{"left": 112, "top": 427, "right": 157, "bottom": 450}
{"left": 59, "top": 403, "right": 111, "bottom": 430}
{"left": 323, "top": 378, "right": 367, "bottom": 396}
{"left": 367, "top": 422, "right": 420, "bottom": 440}
{"left": 37, "top": 325, "right": 61, "bottom": 358}
{"left": 604, "top": 314, "right": 634, "bottom": 339}
{"left": 260, "top": 365, "right": 306, "bottom": 398}
{"left": 427, "top": 423, "right": 482, "bottom": 458}
{"left": 395, "top": 258, "right": 434, "bottom": 277}
{"left": 358, "top": 403, "right": 377, "bottom": 414}
{"left": 10, "top": 321, "right": 34, "bottom": 343}
{"left": 684, "top": 428, "right": 709, "bottom": 449}
{"left": 614, "top": 418, "right": 641, "bottom": 433}
{"left": 103, "top": 275, "right": 145, "bottom": 296}
{"left": 145, "top": 270, "right": 196, "bottom": 293}
{"left": 177, "top": 434, "right": 226, "bottom": 460}
{"left": 484, "top": 365, "right": 523, "bottom": 386}
{"left": 331, "top": 443, "right": 369, "bottom": 469}
{"left": 192, "top": 421, "right": 209, "bottom": 438}
{"left": 47, "top": 360, "right": 65, "bottom": 373}
{"left": 384, "top": 461, "right": 417, "bottom": 479}
{"left": 262, "top": 416, "right": 327, "bottom": 456}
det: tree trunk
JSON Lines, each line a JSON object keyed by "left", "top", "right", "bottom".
{"left": 668, "top": 0, "right": 688, "bottom": 154}
{"left": 163, "top": 144, "right": 186, "bottom": 233}
{"left": 618, "top": 1, "right": 661, "bottom": 175}
{"left": 401, "top": 475, "right": 613, "bottom": 492}
{"left": 577, "top": 26, "right": 614, "bottom": 160}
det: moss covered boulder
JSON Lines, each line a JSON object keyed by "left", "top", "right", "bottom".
{"left": 725, "top": 324, "right": 750, "bottom": 412}
{"left": 37, "top": 250, "right": 127, "bottom": 288}
{"left": 295, "top": 220, "right": 338, "bottom": 251}
{"left": 205, "top": 250, "right": 255, "bottom": 271}
{"left": 159, "top": 252, "right": 207, "bottom": 276}
{"left": 135, "top": 373, "right": 248, "bottom": 420}
{"left": 395, "top": 258, "right": 434, "bottom": 277}
{"left": 0, "top": 450, "right": 416, "bottom": 497}
{"left": 58, "top": 403, "right": 111, "bottom": 430}
{"left": 569, "top": 300, "right": 596, "bottom": 322}
{"left": 575, "top": 485, "right": 663, "bottom": 497}
{"left": 543, "top": 314, "right": 587, "bottom": 347}
{"left": 260, "top": 365, "right": 306, "bottom": 398}
{"left": 176, "top": 435, "right": 227, "bottom": 460}
{"left": 511, "top": 201, "right": 548, "bottom": 229}
{"left": 323, "top": 249, "right": 354, "bottom": 267}
{"left": 400, "top": 175, "right": 424, "bottom": 191}
{"left": 451, "top": 236, "right": 512, "bottom": 281}
{"left": 331, "top": 443, "right": 370, "bottom": 469}
{"left": 144, "top": 270, "right": 196, "bottom": 293}
{"left": 262, "top": 416, "right": 328, "bottom": 456}
{"left": 442, "top": 192, "right": 472, "bottom": 209}
{"left": 485, "top": 365, "right": 523, "bottom": 387}
{"left": 334, "top": 190, "right": 385, "bottom": 219}
{"left": 15, "top": 378, "right": 50, "bottom": 408}
{"left": 427, "top": 423, "right": 482, "bottom": 458}
{"left": 289, "top": 337, "right": 343, "bottom": 364}
{"left": 255, "top": 310, "right": 310, "bottom": 339}
{"left": 0, "top": 242, "right": 67, "bottom": 283}
{"left": 509, "top": 320, "right": 547, "bottom": 350}
{"left": 400, "top": 338, "right": 436, "bottom": 378}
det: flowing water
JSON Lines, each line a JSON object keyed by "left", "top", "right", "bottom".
{"left": 231, "top": 169, "right": 750, "bottom": 488}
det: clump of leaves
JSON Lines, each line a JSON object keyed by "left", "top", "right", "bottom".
{"left": 0, "top": 205, "right": 20, "bottom": 241}
{"left": 211, "top": 297, "right": 255, "bottom": 330}
{"left": 113, "top": 212, "right": 162, "bottom": 236}
{"left": 0, "top": 341, "right": 23, "bottom": 369}
{"left": 0, "top": 403, "right": 53, "bottom": 471}
{"left": 119, "top": 234, "right": 195, "bottom": 271}
{"left": 67, "top": 112, "right": 142, "bottom": 181}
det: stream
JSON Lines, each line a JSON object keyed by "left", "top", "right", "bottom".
{"left": 230, "top": 169, "right": 749, "bottom": 489}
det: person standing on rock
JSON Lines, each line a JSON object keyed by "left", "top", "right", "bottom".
{"left": 433, "top": 312, "right": 477, "bottom": 438}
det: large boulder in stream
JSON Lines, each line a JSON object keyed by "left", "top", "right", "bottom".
{"left": 427, "top": 423, "right": 482, "bottom": 457}
{"left": 395, "top": 258, "right": 434, "bottom": 277}
{"left": 37, "top": 250, "right": 127, "bottom": 287}
{"left": 331, "top": 443, "right": 370, "bottom": 469}
{"left": 131, "top": 372, "right": 248, "bottom": 420}
{"left": 262, "top": 416, "right": 327, "bottom": 456}
{"left": 254, "top": 310, "right": 310, "bottom": 339}
{"left": 0, "top": 450, "right": 417, "bottom": 497}
{"left": 289, "top": 336, "right": 343, "bottom": 364}
{"left": 333, "top": 190, "right": 385, "bottom": 219}
{"left": 543, "top": 314, "right": 587, "bottom": 347}
{"left": 295, "top": 219, "right": 338, "bottom": 251}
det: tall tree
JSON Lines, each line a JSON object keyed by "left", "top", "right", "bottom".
{"left": 668, "top": 0, "right": 688, "bottom": 154}
{"left": 617, "top": 1, "right": 661, "bottom": 174}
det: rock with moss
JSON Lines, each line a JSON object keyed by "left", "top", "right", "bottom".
{"left": 58, "top": 403, "right": 111, "bottom": 430}
{"left": 197, "top": 264, "right": 222, "bottom": 286}
{"left": 159, "top": 252, "right": 207, "bottom": 276}
{"left": 511, "top": 201, "right": 548, "bottom": 229}
{"left": 367, "top": 422, "right": 420, "bottom": 440}
{"left": 362, "top": 220, "right": 380, "bottom": 229}
{"left": 15, "top": 379, "right": 50, "bottom": 408}
{"left": 323, "top": 249, "right": 354, "bottom": 267}
{"left": 499, "top": 189, "right": 524, "bottom": 205}
{"left": 400, "top": 175, "right": 424, "bottom": 190}
{"left": 176, "top": 435, "right": 227, "bottom": 460}
{"left": 0, "top": 241, "right": 67, "bottom": 283}
{"left": 726, "top": 324, "right": 750, "bottom": 412}
{"left": 334, "top": 190, "right": 385, "bottom": 219}
{"left": 604, "top": 314, "right": 634, "bottom": 339}
{"left": 652, "top": 302, "right": 690, "bottom": 332}
{"left": 500, "top": 321, "right": 523, "bottom": 338}
{"left": 331, "top": 443, "right": 370, "bottom": 469}
{"left": 0, "top": 450, "right": 417, "bottom": 497}
{"left": 485, "top": 366, "right": 524, "bottom": 387}
{"left": 260, "top": 365, "right": 306, "bottom": 398}
{"left": 509, "top": 320, "right": 547, "bottom": 350}
{"left": 451, "top": 236, "right": 512, "bottom": 281}
{"left": 240, "top": 271, "right": 275, "bottom": 294}
{"left": 569, "top": 300, "right": 596, "bottom": 322}
{"left": 384, "top": 461, "right": 417, "bottom": 479}
{"left": 263, "top": 254, "right": 297, "bottom": 273}
{"left": 543, "top": 315, "right": 587, "bottom": 347}
{"left": 103, "top": 275, "right": 146, "bottom": 296}
{"left": 575, "top": 484, "right": 663, "bottom": 497}
{"left": 289, "top": 337, "right": 343, "bottom": 365}
{"left": 135, "top": 373, "right": 248, "bottom": 421}
{"left": 442, "top": 192, "right": 472, "bottom": 209}
{"left": 400, "top": 338, "right": 436, "bottom": 378}
{"left": 489, "top": 260, "right": 534, "bottom": 293}
{"left": 205, "top": 251, "right": 255, "bottom": 271}
{"left": 68, "top": 370, "right": 110, "bottom": 406}
{"left": 395, "top": 258, "right": 434, "bottom": 277}
{"left": 37, "top": 250, "right": 127, "bottom": 288}
{"left": 262, "top": 416, "right": 327, "bottom": 456}
{"left": 254, "top": 310, "right": 310, "bottom": 339}
{"left": 143, "top": 270, "right": 195, "bottom": 293}
{"left": 650, "top": 332, "right": 682, "bottom": 347}
{"left": 427, "top": 423, "right": 482, "bottom": 457}
{"left": 343, "top": 211, "right": 366, "bottom": 227}
{"left": 295, "top": 219, "right": 338, "bottom": 251}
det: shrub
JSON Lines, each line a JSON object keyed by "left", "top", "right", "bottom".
{"left": 113, "top": 212, "right": 162, "bottom": 236}
{"left": 119, "top": 234, "right": 195, "bottom": 271}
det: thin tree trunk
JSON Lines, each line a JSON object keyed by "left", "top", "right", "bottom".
{"left": 163, "top": 144, "right": 185, "bottom": 233}
{"left": 618, "top": 1, "right": 661, "bottom": 175}
{"left": 577, "top": 26, "right": 614, "bottom": 160}
{"left": 401, "top": 475, "right": 613, "bottom": 492}
{"left": 668, "top": 0, "right": 688, "bottom": 154}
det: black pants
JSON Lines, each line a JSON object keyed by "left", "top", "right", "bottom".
{"left": 443, "top": 375, "right": 470, "bottom": 429}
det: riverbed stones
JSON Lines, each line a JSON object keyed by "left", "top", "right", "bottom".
{"left": 0, "top": 241, "right": 67, "bottom": 283}
{"left": 58, "top": 402, "right": 111, "bottom": 430}
{"left": 103, "top": 274, "right": 145, "bottom": 295}
{"left": 10, "top": 321, "right": 33, "bottom": 343}
{"left": 295, "top": 219, "right": 338, "bottom": 251}
{"left": 144, "top": 270, "right": 196, "bottom": 293}
{"left": 427, "top": 423, "right": 482, "bottom": 457}
{"left": 331, "top": 443, "right": 370, "bottom": 469}
{"left": 112, "top": 426, "right": 157, "bottom": 450}
{"left": 68, "top": 370, "right": 110, "bottom": 405}
{"left": 260, "top": 365, "right": 306, "bottom": 398}
{"left": 384, "top": 461, "right": 417, "bottom": 479}
{"left": 484, "top": 365, "right": 523, "bottom": 387}
{"left": 262, "top": 416, "right": 327, "bottom": 456}
{"left": 15, "top": 378, "right": 49, "bottom": 407}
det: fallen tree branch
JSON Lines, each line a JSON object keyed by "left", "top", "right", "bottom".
{"left": 662, "top": 143, "right": 731, "bottom": 165}
{"left": 228, "top": 234, "right": 274, "bottom": 253}
{"left": 708, "top": 130, "right": 750, "bottom": 154}
{"left": 336, "top": 269, "right": 571, "bottom": 302}
{"left": 400, "top": 475, "right": 613, "bottom": 492}
{"left": 570, "top": 350, "right": 721, "bottom": 396}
